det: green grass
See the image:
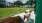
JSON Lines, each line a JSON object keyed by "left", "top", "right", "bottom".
{"left": 0, "top": 7, "right": 34, "bottom": 18}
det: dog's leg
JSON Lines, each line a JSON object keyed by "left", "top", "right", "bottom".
{"left": 24, "top": 18, "right": 28, "bottom": 23}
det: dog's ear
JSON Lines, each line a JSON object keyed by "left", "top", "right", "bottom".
{"left": 30, "top": 10, "right": 32, "bottom": 12}
{"left": 24, "top": 10, "right": 26, "bottom": 13}
{"left": 30, "top": 10, "right": 32, "bottom": 13}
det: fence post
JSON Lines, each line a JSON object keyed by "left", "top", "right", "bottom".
{"left": 35, "top": 0, "right": 42, "bottom": 23}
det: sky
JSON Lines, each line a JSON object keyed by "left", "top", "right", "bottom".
{"left": 6, "top": 0, "right": 17, "bottom": 3}
{"left": 6, "top": 0, "right": 28, "bottom": 3}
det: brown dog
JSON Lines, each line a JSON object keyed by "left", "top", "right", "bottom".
{"left": 0, "top": 10, "right": 32, "bottom": 23}
{"left": 0, "top": 16, "right": 23, "bottom": 23}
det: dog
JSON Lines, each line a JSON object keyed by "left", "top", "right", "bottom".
{"left": 0, "top": 16, "right": 23, "bottom": 23}
{"left": 0, "top": 10, "right": 32, "bottom": 23}
{"left": 24, "top": 10, "right": 32, "bottom": 23}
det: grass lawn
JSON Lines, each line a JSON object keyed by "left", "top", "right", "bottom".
{"left": 0, "top": 7, "right": 34, "bottom": 18}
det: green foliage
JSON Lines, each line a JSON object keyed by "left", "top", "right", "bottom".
{"left": 29, "top": 0, "right": 34, "bottom": 5}
{"left": 14, "top": 1, "right": 23, "bottom": 7}
{"left": 25, "top": 1, "right": 29, "bottom": 5}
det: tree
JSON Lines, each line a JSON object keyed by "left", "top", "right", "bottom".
{"left": 25, "top": 1, "right": 29, "bottom": 5}
{"left": 33, "top": 0, "right": 36, "bottom": 13}
{"left": 14, "top": 1, "right": 23, "bottom": 7}
{"left": 29, "top": 0, "right": 34, "bottom": 7}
